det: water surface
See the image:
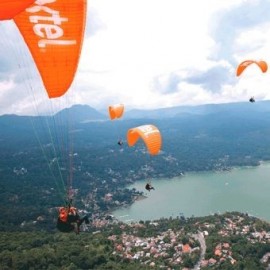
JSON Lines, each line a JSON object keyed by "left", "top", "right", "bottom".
{"left": 113, "top": 162, "right": 270, "bottom": 222}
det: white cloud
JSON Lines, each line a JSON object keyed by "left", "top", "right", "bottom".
{"left": 234, "top": 22, "right": 270, "bottom": 59}
{"left": 0, "top": 0, "right": 270, "bottom": 115}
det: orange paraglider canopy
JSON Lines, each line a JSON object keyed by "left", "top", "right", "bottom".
{"left": 14, "top": 0, "right": 87, "bottom": 98}
{"left": 127, "top": 125, "right": 162, "bottom": 155}
{"left": 236, "top": 60, "right": 268, "bottom": 76}
{"left": 0, "top": 0, "right": 35, "bottom": 20}
{"left": 108, "top": 104, "right": 124, "bottom": 120}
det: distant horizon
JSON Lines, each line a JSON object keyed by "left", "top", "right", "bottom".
{"left": 1, "top": 99, "right": 270, "bottom": 117}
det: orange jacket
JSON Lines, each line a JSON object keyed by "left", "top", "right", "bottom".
{"left": 58, "top": 207, "right": 77, "bottom": 222}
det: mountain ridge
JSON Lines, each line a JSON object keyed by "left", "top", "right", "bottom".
{"left": 2, "top": 100, "right": 270, "bottom": 122}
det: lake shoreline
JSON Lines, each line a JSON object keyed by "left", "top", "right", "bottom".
{"left": 113, "top": 161, "right": 270, "bottom": 222}
{"left": 134, "top": 194, "right": 147, "bottom": 201}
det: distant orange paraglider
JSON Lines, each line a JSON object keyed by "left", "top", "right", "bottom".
{"left": 0, "top": 0, "right": 35, "bottom": 20}
{"left": 236, "top": 60, "right": 268, "bottom": 77}
{"left": 108, "top": 104, "right": 125, "bottom": 120}
{"left": 127, "top": 125, "right": 162, "bottom": 155}
{"left": 13, "top": 0, "right": 87, "bottom": 98}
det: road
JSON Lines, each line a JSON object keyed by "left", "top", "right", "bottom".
{"left": 192, "top": 231, "right": 206, "bottom": 270}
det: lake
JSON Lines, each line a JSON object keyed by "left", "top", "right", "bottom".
{"left": 112, "top": 162, "right": 270, "bottom": 222}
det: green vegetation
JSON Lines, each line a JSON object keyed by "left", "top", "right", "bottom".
{"left": 0, "top": 231, "right": 148, "bottom": 270}
{"left": 2, "top": 110, "right": 270, "bottom": 231}
{"left": 2, "top": 106, "right": 270, "bottom": 268}
{"left": 1, "top": 213, "right": 270, "bottom": 269}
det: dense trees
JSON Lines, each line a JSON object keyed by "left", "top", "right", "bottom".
{"left": 1, "top": 213, "right": 270, "bottom": 269}
{"left": 0, "top": 232, "right": 149, "bottom": 270}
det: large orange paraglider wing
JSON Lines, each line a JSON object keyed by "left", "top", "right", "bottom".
{"left": 108, "top": 104, "right": 125, "bottom": 120}
{"left": 14, "top": 0, "right": 87, "bottom": 98}
{"left": 127, "top": 125, "right": 162, "bottom": 155}
{"left": 236, "top": 60, "right": 268, "bottom": 76}
{"left": 0, "top": 0, "right": 35, "bottom": 20}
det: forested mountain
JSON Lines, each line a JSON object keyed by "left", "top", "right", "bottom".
{"left": 2, "top": 102, "right": 270, "bottom": 268}
{"left": 2, "top": 101, "right": 270, "bottom": 232}
{"left": 2, "top": 101, "right": 270, "bottom": 171}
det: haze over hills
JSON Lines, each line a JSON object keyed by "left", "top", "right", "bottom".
{"left": 51, "top": 99, "right": 270, "bottom": 121}
{"left": 2, "top": 100, "right": 270, "bottom": 122}
{"left": 123, "top": 100, "right": 270, "bottom": 119}
{"left": 2, "top": 100, "right": 270, "bottom": 165}
{"left": 54, "top": 104, "right": 107, "bottom": 122}
{"left": 2, "top": 100, "right": 270, "bottom": 183}
{"left": 2, "top": 100, "right": 270, "bottom": 149}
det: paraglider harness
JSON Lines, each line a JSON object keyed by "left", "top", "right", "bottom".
{"left": 145, "top": 182, "right": 155, "bottom": 192}
{"left": 117, "top": 139, "right": 123, "bottom": 146}
{"left": 57, "top": 200, "right": 81, "bottom": 234}
{"left": 249, "top": 96, "right": 255, "bottom": 103}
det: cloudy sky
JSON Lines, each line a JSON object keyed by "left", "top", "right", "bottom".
{"left": 1, "top": 0, "right": 270, "bottom": 115}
